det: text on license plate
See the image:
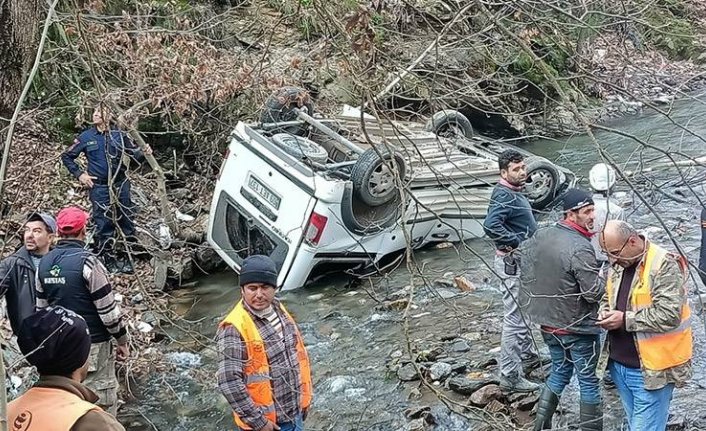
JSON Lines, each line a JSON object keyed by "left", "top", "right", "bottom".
{"left": 248, "top": 176, "right": 281, "bottom": 210}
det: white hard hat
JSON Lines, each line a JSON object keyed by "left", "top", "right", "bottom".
{"left": 589, "top": 163, "right": 616, "bottom": 191}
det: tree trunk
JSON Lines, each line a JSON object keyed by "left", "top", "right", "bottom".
{"left": 0, "top": 0, "right": 43, "bottom": 200}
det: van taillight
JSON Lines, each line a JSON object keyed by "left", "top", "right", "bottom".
{"left": 218, "top": 149, "right": 230, "bottom": 180}
{"left": 304, "top": 212, "right": 328, "bottom": 245}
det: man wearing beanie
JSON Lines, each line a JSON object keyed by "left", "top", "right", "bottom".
{"left": 37, "top": 206, "right": 129, "bottom": 415}
{"left": 9, "top": 306, "right": 124, "bottom": 430}
{"left": 0, "top": 212, "right": 56, "bottom": 335}
{"left": 519, "top": 188, "right": 606, "bottom": 430}
{"left": 217, "top": 255, "right": 313, "bottom": 431}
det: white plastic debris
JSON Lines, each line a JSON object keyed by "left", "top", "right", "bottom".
{"left": 175, "top": 210, "right": 195, "bottom": 222}
{"left": 158, "top": 223, "right": 172, "bottom": 249}
{"left": 10, "top": 375, "right": 22, "bottom": 390}
{"left": 114, "top": 293, "right": 124, "bottom": 303}
{"left": 137, "top": 321, "right": 154, "bottom": 333}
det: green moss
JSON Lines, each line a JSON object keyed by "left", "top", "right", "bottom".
{"left": 640, "top": 0, "right": 696, "bottom": 59}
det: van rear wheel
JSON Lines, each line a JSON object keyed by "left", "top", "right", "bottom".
{"left": 351, "top": 148, "right": 406, "bottom": 207}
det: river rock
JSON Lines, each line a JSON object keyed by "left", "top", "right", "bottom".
{"left": 326, "top": 376, "right": 356, "bottom": 393}
{"left": 667, "top": 413, "right": 686, "bottom": 430}
{"left": 484, "top": 399, "right": 506, "bottom": 413}
{"left": 405, "top": 418, "right": 426, "bottom": 431}
{"left": 470, "top": 384, "right": 502, "bottom": 406}
{"left": 417, "top": 347, "right": 444, "bottom": 362}
{"left": 429, "top": 362, "right": 452, "bottom": 381}
{"left": 397, "top": 363, "right": 420, "bottom": 381}
{"left": 450, "top": 339, "right": 470, "bottom": 353}
{"left": 448, "top": 376, "right": 496, "bottom": 395}
{"left": 511, "top": 393, "right": 539, "bottom": 411}
{"left": 447, "top": 358, "right": 470, "bottom": 373}
{"left": 405, "top": 405, "right": 430, "bottom": 420}
{"left": 436, "top": 288, "right": 458, "bottom": 300}
{"left": 454, "top": 276, "right": 475, "bottom": 292}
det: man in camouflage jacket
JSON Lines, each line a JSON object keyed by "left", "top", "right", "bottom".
{"left": 598, "top": 220, "right": 692, "bottom": 431}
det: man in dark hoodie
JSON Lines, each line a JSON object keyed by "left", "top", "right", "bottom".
{"left": 0, "top": 212, "right": 56, "bottom": 334}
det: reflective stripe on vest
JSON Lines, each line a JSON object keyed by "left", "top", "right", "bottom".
{"left": 220, "top": 301, "right": 313, "bottom": 430}
{"left": 605, "top": 243, "right": 692, "bottom": 371}
{"left": 8, "top": 387, "right": 99, "bottom": 430}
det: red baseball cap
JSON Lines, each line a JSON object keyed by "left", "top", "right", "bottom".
{"left": 56, "top": 206, "right": 89, "bottom": 235}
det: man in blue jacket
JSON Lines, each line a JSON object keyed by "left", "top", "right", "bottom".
{"left": 61, "top": 104, "right": 151, "bottom": 274}
{"left": 483, "top": 149, "right": 541, "bottom": 393}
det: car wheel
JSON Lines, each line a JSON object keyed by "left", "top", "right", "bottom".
{"left": 260, "top": 86, "right": 314, "bottom": 134}
{"left": 351, "top": 148, "right": 406, "bottom": 207}
{"left": 424, "top": 110, "right": 474, "bottom": 138}
{"left": 524, "top": 156, "right": 560, "bottom": 209}
{"left": 271, "top": 134, "right": 329, "bottom": 164}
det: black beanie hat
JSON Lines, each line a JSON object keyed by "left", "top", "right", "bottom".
{"left": 563, "top": 188, "right": 595, "bottom": 212}
{"left": 18, "top": 306, "right": 92, "bottom": 376}
{"left": 239, "top": 255, "right": 278, "bottom": 288}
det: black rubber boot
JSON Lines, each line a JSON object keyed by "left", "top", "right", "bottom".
{"left": 580, "top": 402, "right": 603, "bottom": 431}
{"left": 533, "top": 385, "right": 559, "bottom": 430}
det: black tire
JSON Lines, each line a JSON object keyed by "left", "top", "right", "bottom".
{"left": 271, "top": 134, "right": 328, "bottom": 164}
{"left": 351, "top": 148, "right": 406, "bottom": 207}
{"left": 524, "top": 156, "right": 560, "bottom": 209}
{"left": 424, "top": 110, "right": 474, "bottom": 138}
{"left": 260, "top": 86, "right": 314, "bottom": 134}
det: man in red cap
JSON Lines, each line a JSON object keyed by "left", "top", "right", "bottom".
{"left": 36, "top": 206, "right": 129, "bottom": 415}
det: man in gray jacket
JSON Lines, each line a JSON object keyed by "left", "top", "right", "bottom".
{"left": 519, "top": 188, "right": 606, "bottom": 431}
{"left": 0, "top": 213, "right": 56, "bottom": 334}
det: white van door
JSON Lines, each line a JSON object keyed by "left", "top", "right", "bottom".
{"left": 208, "top": 123, "right": 319, "bottom": 287}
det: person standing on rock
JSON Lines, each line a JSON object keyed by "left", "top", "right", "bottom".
{"left": 588, "top": 162, "right": 625, "bottom": 388}
{"left": 0, "top": 212, "right": 55, "bottom": 334}
{"left": 519, "top": 188, "right": 605, "bottom": 431}
{"left": 589, "top": 163, "right": 626, "bottom": 261}
{"left": 482, "top": 149, "right": 543, "bottom": 393}
{"left": 36, "top": 206, "right": 130, "bottom": 416}
{"left": 217, "top": 255, "right": 313, "bottom": 431}
{"left": 61, "top": 103, "right": 152, "bottom": 274}
{"left": 9, "top": 306, "right": 125, "bottom": 430}
{"left": 598, "top": 220, "right": 692, "bottom": 431}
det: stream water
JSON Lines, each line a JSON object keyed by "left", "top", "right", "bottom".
{"left": 120, "top": 97, "right": 706, "bottom": 431}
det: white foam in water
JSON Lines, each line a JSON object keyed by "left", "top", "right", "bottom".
{"left": 165, "top": 352, "right": 202, "bottom": 368}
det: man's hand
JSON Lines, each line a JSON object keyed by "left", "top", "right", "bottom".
{"left": 597, "top": 310, "right": 625, "bottom": 330}
{"left": 116, "top": 343, "right": 130, "bottom": 361}
{"left": 257, "top": 421, "right": 280, "bottom": 431}
{"left": 143, "top": 144, "right": 153, "bottom": 156}
{"left": 78, "top": 172, "right": 96, "bottom": 188}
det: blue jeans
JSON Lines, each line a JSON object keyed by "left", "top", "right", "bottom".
{"left": 278, "top": 414, "right": 304, "bottom": 431}
{"left": 541, "top": 332, "right": 601, "bottom": 404}
{"left": 236, "top": 414, "right": 303, "bottom": 431}
{"left": 609, "top": 361, "right": 674, "bottom": 431}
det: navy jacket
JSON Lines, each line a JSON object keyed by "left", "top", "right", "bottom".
{"left": 38, "top": 240, "right": 111, "bottom": 343}
{"left": 483, "top": 184, "right": 537, "bottom": 251}
{"left": 62, "top": 126, "right": 143, "bottom": 183}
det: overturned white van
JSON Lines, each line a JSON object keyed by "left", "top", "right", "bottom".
{"left": 207, "top": 87, "right": 575, "bottom": 290}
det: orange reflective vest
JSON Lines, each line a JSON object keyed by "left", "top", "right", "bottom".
{"left": 606, "top": 242, "right": 692, "bottom": 371}
{"left": 220, "top": 300, "right": 313, "bottom": 430}
{"left": 8, "top": 386, "right": 99, "bottom": 430}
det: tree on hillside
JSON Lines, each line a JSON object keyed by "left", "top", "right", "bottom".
{"left": 0, "top": 0, "right": 42, "bottom": 129}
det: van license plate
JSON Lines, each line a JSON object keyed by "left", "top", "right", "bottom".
{"left": 248, "top": 175, "right": 281, "bottom": 210}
